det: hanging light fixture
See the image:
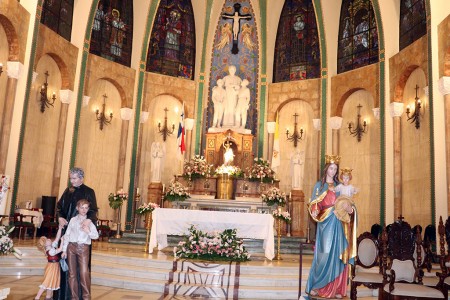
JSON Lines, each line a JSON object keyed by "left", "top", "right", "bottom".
{"left": 348, "top": 104, "right": 368, "bottom": 142}
{"left": 406, "top": 84, "right": 423, "bottom": 129}
{"left": 158, "top": 107, "right": 175, "bottom": 141}
{"left": 40, "top": 71, "right": 56, "bottom": 113}
{"left": 96, "top": 93, "right": 113, "bottom": 130}
{"left": 286, "top": 113, "right": 304, "bottom": 148}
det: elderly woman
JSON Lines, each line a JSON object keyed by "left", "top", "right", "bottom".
{"left": 54, "top": 167, "right": 98, "bottom": 300}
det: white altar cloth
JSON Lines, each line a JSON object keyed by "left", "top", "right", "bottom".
{"left": 149, "top": 208, "right": 275, "bottom": 260}
{"left": 15, "top": 209, "right": 44, "bottom": 228}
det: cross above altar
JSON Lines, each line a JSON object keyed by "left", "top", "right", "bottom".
{"left": 222, "top": 3, "right": 252, "bottom": 54}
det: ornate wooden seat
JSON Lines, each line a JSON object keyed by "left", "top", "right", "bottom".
{"left": 97, "top": 219, "right": 112, "bottom": 241}
{"left": 350, "top": 231, "right": 384, "bottom": 300}
{"left": 382, "top": 220, "right": 445, "bottom": 300}
{"left": 40, "top": 215, "right": 58, "bottom": 238}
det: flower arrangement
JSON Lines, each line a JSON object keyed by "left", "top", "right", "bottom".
{"left": 183, "top": 155, "right": 214, "bottom": 179}
{"left": 246, "top": 158, "right": 275, "bottom": 183}
{"left": 108, "top": 189, "right": 128, "bottom": 209}
{"left": 174, "top": 225, "right": 250, "bottom": 262}
{"left": 0, "top": 225, "right": 22, "bottom": 259}
{"left": 136, "top": 202, "right": 159, "bottom": 215}
{"left": 164, "top": 181, "right": 190, "bottom": 202}
{"left": 215, "top": 165, "right": 244, "bottom": 178}
{"left": 261, "top": 187, "right": 287, "bottom": 207}
{"left": 0, "top": 175, "right": 10, "bottom": 207}
{"left": 272, "top": 209, "right": 292, "bottom": 223}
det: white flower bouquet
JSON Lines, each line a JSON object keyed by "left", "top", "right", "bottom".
{"left": 0, "top": 225, "right": 22, "bottom": 259}
{"left": 272, "top": 209, "right": 292, "bottom": 223}
{"left": 261, "top": 187, "right": 286, "bottom": 207}
{"left": 136, "top": 202, "right": 159, "bottom": 215}
{"left": 108, "top": 188, "right": 128, "bottom": 209}
{"left": 164, "top": 181, "right": 190, "bottom": 202}
{"left": 183, "top": 155, "right": 214, "bottom": 179}
{"left": 246, "top": 157, "right": 275, "bottom": 182}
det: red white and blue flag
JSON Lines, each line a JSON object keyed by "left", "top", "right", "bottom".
{"left": 177, "top": 103, "right": 186, "bottom": 160}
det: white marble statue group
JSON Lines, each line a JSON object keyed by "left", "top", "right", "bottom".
{"left": 211, "top": 65, "right": 250, "bottom": 129}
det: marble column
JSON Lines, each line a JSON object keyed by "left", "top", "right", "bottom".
{"left": 329, "top": 116, "right": 343, "bottom": 155}
{"left": 116, "top": 108, "right": 133, "bottom": 191}
{"left": 185, "top": 118, "right": 195, "bottom": 160}
{"left": 134, "top": 111, "right": 149, "bottom": 194}
{"left": 390, "top": 102, "right": 405, "bottom": 219}
{"left": 0, "top": 62, "right": 23, "bottom": 174}
{"left": 438, "top": 77, "right": 450, "bottom": 215}
{"left": 267, "top": 122, "right": 275, "bottom": 164}
{"left": 51, "top": 90, "right": 73, "bottom": 196}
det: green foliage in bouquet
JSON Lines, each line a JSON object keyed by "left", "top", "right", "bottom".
{"left": 272, "top": 209, "right": 292, "bottom": 223}
{"left": 183, "top": 155, "right": 214, "bottom": 179}
{"left": 108, "top": 189, "right": 128, "bottom": 209}
{"left": 174, "top": 225, "right": 250, "bottom": 262}
{"left": 136, "top": 202, "right": 159, "bottom": 215}
{"left": 246, "top": 157, "right": 275, "bottom": 183}
{"left": 164, "top": 181, "right": 190, "bottom": 202}
{"left": 261, "top": 187, "right": 287, "bottom": 207}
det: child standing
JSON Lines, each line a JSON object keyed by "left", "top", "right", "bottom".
{"left": 62, "top": 199, "right": 99, "bottom": 300}
{"left": 35, "top": 225, "right": 64, "bottom": 300}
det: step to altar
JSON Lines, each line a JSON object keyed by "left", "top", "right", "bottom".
{"left": 108, "top": 229, "right": 314, "bottom": 255}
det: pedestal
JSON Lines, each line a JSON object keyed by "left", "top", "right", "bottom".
{"left": 148, "top": 182, "right": 163, "bottom": 204}
{"left": 115, "top": 205, "right": 123, "bottom": 238}
{"left": 291, "top": 190, "right": 305, "bottom": 237}
{"left": 217, "top": 174, "right": 235, "bottom": 199}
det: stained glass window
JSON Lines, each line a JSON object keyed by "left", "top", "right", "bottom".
{"left": 146, "top": 0, "right": 196, "bottom": 80}
{"left": 399, "top": 0, "right": 426, "bottom": 50}
{"left": 337, "top": 0, "right": 378, "bottom": 74}
{"left": 41, "top": 0, "right": 74, "bottom": 41}
{"left": 89, "top": 0, "right": 133, "bottom": 67}
{"left": 273, "top": 0, "right": 320, "bottom": 83}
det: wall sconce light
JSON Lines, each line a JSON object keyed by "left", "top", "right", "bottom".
{"left": 348, "top": 103, "right": 367, "bottom": 142}
{"left": 406, "top": 84, "right": 423, "bottom": 129}
{"left": 158, "top": 107, "right": 175, "bottom": 141}
{"left": 40, "top": 71, "right": 56, "bottom": 113}
{"left": 0, "top": 63, "right": 3, "bottom": 76}
{"left": 96, "top": 93, "right": 113, "bottom": 130}
{"left": 286, "top": 113, "right": 304, "bottom": 148}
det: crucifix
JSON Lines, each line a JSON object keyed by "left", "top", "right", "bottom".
{"left": 222, "top": 3, "right": 252, "bottom": 54}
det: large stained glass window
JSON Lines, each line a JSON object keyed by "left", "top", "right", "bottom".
{"left": 146, "top": 0, "right": 196, "bottom": 79}
{"left": 337, "top": 0, "right": 378, "bottom": 74}
{"left": 399, "top": 0, "right": 426, "bottom": 50}
{"left": 89, "top": 0, "right": 133, "bottom": 67}
{"left": 41, "top": 0, "right": 74, "bottom": 41}
{"left": 273, "top": 0, "right": 320, "bottom": 83}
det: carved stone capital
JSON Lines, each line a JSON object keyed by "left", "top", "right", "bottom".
{"left": 140, "top": 111, "right": 149, "bottom": 124}
{"left": 438, "top": 77, "right": 450, "bottom": 96}
{"left": 59, "top": 89, "right": 73, "bottom": 104}
{"left": 6, "top": 61, "right": 24, "bottom": 79}
{"left": 372, "top": 107, "right": 380, "bottom": 120}
{"left": 390, "top": 102, "right": 404, "bottom": 118}
{"left": 82, "top": 95, "right": 90, "bottom": 107}
{"left": 185, "top": 118, "right": 195, "bottom": 131}
{"left": 120, "top": 107, "right": 133, "bottom": 121}
{"left": 312, "top": 119, "right": 321, "bottom": 131}
{"left": 329, "top": 116, "right": 343, "bottom": 130}
{"left": 266, "top": 122, "right": 276, "bottom": 134}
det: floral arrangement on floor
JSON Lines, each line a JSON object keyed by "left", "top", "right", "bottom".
{"left": 261, "top": 187, "right": 286, "bottom": 207}
{"left": 246, "top": 158, "right": 275, "bottom": 183}
{"left": 164, "top": 181, "right": 190, "bottom": 202}
{"left": 0, "top": 225, "right": 22, "bottom": 259}
{"left": 136, "top": 202, "right": 159, "bottom": 215}
{"left": 174, "top": 225, "right": 250, "bottom": 262}
{"left": 215, "top": 165, "right": 244, "bottom": 178}
{"left": 183, "top": 155, "right": 214, "bottom": 179}
{"left": 108, "top": 188, "right": 128, "bottom": 209}
{"left": 272, "top": 209, "right": 292, "bottom": 223}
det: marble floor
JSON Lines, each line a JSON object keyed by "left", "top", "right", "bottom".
{"left": 1, "top": 239, "right": 378, "bottom": 300}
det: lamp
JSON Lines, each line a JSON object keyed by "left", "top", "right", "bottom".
{"left": 406, "top": 84, "right": 423, "bottom": 129}
{"left": 348, "top": 104, "right": 367, "bottom": 142}
{"left": 40, "top": 71, "right": 56, "bottom": 113}
{"left": 96, "top": 93, "right": 113, "bottom": 130}
{"left": 286, "top": 113, "right": 304, "bottom": 148}
{"left": 158, "top": 107, "right": 175, "bottom": 141}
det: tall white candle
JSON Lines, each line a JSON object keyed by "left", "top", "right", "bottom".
{"left": 136, "top": 188, "right": 140, "bottom": 195}
{"left": 162, "top": 184, "right": 165, "bottom": 193}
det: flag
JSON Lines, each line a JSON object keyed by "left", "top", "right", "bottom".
{"left": 271, "top": 112, "right": 280, "bottom": 169}
{"left": 177, "top": 103, "right": 186, "bottom": 160}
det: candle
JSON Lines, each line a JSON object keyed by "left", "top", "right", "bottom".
{"left": 136, "top": 188, "right": 140, "bottom": 195}
{"left": 162, "top": 184, "right": 165, "bottom": 193}
{"left": 289, "top": 192, "right": 292, "bottom": 199}
{"left": 278, "top": 207, "right": 282, "bottom": 213}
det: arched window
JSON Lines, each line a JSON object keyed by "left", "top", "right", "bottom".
{"left": 89, "top": 0, "right": 133, "bottom": 67}
{"left": 146, "top": 0, "right": 196, "bottom": 79}
{"left": 337, "top": 0, "right": 378, "bottom": 74}
{"left": 41, "top": 0, "right": 74, "bottom": 41}
{"left": 273, "top": 0, "right": 320, "bottom": 83}
{"left": 399, "top": 0, "right": 426, "bottom": 50}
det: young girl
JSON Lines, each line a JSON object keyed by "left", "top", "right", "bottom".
{"left": 35, "top": 225, "right": 64, "bottom": 300}
{"left": 62, "top": 199, "right": 99, "bottom": 300}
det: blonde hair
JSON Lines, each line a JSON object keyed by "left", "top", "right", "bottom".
{"left": 77, "top": 199, "right": 90, "bottom": 207}
{"left": 37, "top": 236, "right": 48, "bottom": 254}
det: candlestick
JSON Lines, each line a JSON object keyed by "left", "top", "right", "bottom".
{"left": 162, "top": 184, "right": 165, "bottom": 193}
{"left": 136, "top": 187, "right": 140, "bottom": 195}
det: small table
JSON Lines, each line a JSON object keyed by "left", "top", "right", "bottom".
{"left": 15, "top": 209, "right": 44, "bottom": 228}
{"left": 149, "top": 208, "right": 275, "bottom": 260}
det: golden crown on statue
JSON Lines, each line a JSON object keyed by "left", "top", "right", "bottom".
{"left": 340, "top": 167, "right": 353, "bottom": 176}
{"left": 325, "top": 154, "right": 341, "bottom": 164}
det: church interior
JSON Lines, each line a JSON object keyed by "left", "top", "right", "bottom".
{"left": 2, "top": 0, "right": 450, "bottom": 299}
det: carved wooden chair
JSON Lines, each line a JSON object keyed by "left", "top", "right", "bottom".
{"left": 439, "top": 216, "right": 450, "bottom": 299}
{"left": 350, "top": 231, "right": 384, "bottom": 300}
{"left": 97, "top": 219, "right": 112, "bottom": 241}
{"left": 18, "top": 214, "right": 37, "bottom": 239}
{"left": 382, "top": 220, "right": 445, "bottom": 300}
{"left": 40, "top": 215, "right": 58, "bottom": 238}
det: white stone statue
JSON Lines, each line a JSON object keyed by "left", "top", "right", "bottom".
{"left": 291, "top": 150, "right": 305, "bottom": 190}
{"left": 222, "top": 65, "right": 242, "bottom": 126}
{"left": 212, "top": 79, "right": 226, "bottom": 127}
{"left": 151, "top": 142, "right": 165, "bottom": 182}
{"left": 235, "top": 79, "right": 250, "bottom": 128}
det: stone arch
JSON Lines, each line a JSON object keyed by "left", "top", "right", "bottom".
{"left": 393, "top": 65, "right": 422, "bottom": 103}
{"left": 99, "top": 77, "right": 128, "bottom": 108}
{"left": 444, "top": 46, "right": 450, "bottom": 77}
{"left": 148, "top": 93, "right": 187, "bottom": 117}
{"left": 336, "top": 88, "right": 364, "bottom": 117}
{"left": 274, "top": 98, "right": 308, "bottom": 115}
{"left": 45, "top": 52, "right": 71, "bottom": 90}
{"left": 0, "top": 14, "right": 20, "bottom": 61}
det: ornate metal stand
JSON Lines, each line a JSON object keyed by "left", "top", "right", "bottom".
{"left": 132, "top": 192, "right": 141, "bottom": 233}
{"left": 115, "top": 205, "right": 123, "bottom": 238}
{"left": 144, "top": 213, "right": 152, "bottom": 253}
{"left": 273, "top": 217, "right": 282, "bottom": 260}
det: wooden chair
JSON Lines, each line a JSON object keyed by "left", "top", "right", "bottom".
{"left": 40, "top": 215, "right": 58, "bottom": 237}
{"left": 97, "top": 219, "right": 112, "bottom": 241}
{"left": 439, "top": 216, "right": 450, "bottom": 299}
{"left": 18, "top": 214, "right": 37, "bottom": 239}
{"left": 382, "top": 219, "right": 445, "bottom": 300}
{"left": 350, "top": 231, "right": 384, "bottom": 300}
